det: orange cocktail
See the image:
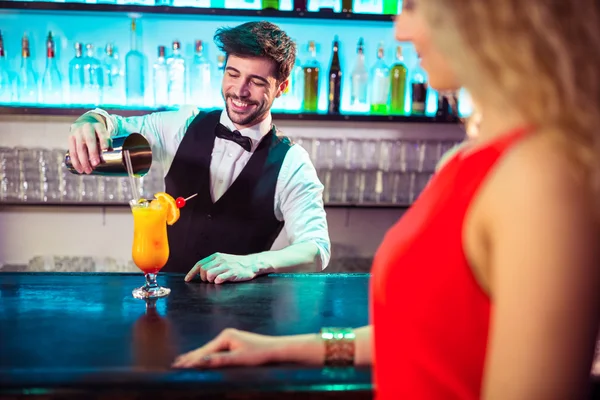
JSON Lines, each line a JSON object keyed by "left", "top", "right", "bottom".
{"left": 131, "top": 192, "right": 180, "bottom": 299}
{"left": 132, "top": 204, "right": 169, "bottom": 274}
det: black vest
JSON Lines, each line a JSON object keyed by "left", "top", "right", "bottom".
{"left": 162, "top": 110, "right": 292, "bottom": 273}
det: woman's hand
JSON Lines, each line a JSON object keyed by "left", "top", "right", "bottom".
{"left": 172, "top": 328, "right": 281, "bottom": 368}
{"left": 172, "top": 328, "right": 324, "bottom": 369}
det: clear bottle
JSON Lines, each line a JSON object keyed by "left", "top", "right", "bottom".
{"left": 103, "top": 43, "right": 124, "bottom": 106}
{"left": 68, "top": 42, "right": 85, "bottom": 105}
{"left": 0, "top": 30, "right": 13, "bottom": 104}
{"left": 125, "top": 18, "right": 146, "bottom": 106}
{"left": 18, "top": 34, "right": 38, "bottom": 105}
{"left": 41, "top": 32, "right": 63, "bottom": 105}
{"left": 370, "top": 42, "right": 389, "bottom": 115}
{"left": 153, "top": 45, "right": 168, "bottom": 107}
{"left": 350, "top": 37, "right": 368, "bottom": 113}
{"left": 290, "top": 45, "right": 304, "bottom": 111}
{"left": 82, "top": 43, "right": 103, "bottom": 106}
{"left": 389, "top": 46, "right": 407, "bottom": 115}
{"left": 283, "top": 41, "right": 303, "bottom": 112}
{"left": 167, "top": 40, "right": 186, "bottom": 107}
{"left": 189, "top": 40, "right": 212, "bottom": 108}
{"left": 213, "top": 54, "right": 225, "bottom": 108}
{"left": 302, "top": 40, "right": 320, "bottom": 113}
{"left": 411, "top": 57, "right": 428, "bottom": 116}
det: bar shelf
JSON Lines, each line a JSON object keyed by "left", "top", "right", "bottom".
{"left": 0, "top": 105, "right": 459, "bottom": 124}
{"left": 0, "top": 1, "right": 395, "bottom": 22}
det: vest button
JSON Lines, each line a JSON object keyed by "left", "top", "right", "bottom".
{"left": 206, "top": 214, "right": 212, "bottom": 220}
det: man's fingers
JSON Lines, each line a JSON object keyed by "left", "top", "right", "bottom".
{"left": 94, "top": 122, "right": 111, "bottom": 151}
{"left": 76, "top": 135, "right": 92, "bottom": 175}
{"left": 206, "top": 265, "right": 229, "bottom": 283}
{"left": 200, "top": 259, "right": 223, "bottom": 282}
{"left": 214, "top": 270, "right": 236, "bottom": 285}
{"left": 68, "top": 135, "right": 82, "bottom": 173}
{"left": 185, "top": 254, "right": 220, "bottom": 282}
{"left": 82, "top": 123, "right": 100, "bottom": 167}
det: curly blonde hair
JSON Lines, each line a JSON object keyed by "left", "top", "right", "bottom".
{"left": 420, "top": 0, "right": 600, "bottom": 190}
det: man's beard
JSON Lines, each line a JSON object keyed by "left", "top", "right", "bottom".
{"left": 223, "top": 93, "right": 271, "bottom": 127}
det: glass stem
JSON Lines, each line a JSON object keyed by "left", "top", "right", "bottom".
{"left": 144, "top": 273, "right": 158, "bottom": 293}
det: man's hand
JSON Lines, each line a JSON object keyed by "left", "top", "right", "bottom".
{"left": 67, "top": 113, "right": 111, "bottom": 174}
{"left": 185, "top": 253, "right": 261, "bottom": 284}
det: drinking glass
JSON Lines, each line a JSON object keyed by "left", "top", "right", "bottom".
{"left": 130, "top": 199, "right": 171, "bottom": 299}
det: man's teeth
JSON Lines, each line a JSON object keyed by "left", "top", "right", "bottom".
{"left": 232, "top": 99, "right": 249, "bottom": 108}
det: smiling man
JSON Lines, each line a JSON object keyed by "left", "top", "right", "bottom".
{"left": 66, "top": 21, "right": 331, "bottom": 284}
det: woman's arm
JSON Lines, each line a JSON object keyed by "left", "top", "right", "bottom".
{"left": 172, "top": 325, "right": 373, "bottom": 368}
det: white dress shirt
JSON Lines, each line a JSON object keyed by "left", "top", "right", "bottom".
{"left": 90, "top": 106, "right": 331, "bottom": 269}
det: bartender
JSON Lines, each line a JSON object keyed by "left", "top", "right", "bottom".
{"left": 66, "top": 21, "right": 331, "bottom": 284}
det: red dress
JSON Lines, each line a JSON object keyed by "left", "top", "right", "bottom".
{"left": 370, "top": 127, "right": 529, "bottom": 399}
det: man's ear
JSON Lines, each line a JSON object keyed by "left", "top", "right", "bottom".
{"left": 276, "top": 79, "right": 289, "bottom": 98}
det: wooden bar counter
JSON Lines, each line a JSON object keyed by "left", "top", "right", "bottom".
{"left": 0, "top": 272, "right": 372, "bottom": 399}
{"left": 1, "top": 272, "right": 598, "bottom": 399}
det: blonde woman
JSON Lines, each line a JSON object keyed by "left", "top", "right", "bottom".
{"left": 174, "top": 1, "right": 600, "bottom": 399}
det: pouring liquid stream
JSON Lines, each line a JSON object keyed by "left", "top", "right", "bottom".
{"left": 124, "top": 149, "right": 141, "bottom": 203}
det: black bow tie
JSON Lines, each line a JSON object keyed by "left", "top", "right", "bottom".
{"left": 215, "top": 123, "right": 253, "bottom": 152}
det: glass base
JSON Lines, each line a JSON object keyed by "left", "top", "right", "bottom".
{"left": 132, "top": 285, "right": 171, "bottom": 299}
{"left": 132, "top": 272, "right": 171, "bottom": 299}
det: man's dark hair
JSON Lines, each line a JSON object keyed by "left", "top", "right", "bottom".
{"left": 214, "top": 21, "right": 296, "bottom": 83}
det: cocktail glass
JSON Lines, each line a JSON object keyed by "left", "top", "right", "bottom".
{"left": 130, "top": 199, "right": 171, "bottom": 299}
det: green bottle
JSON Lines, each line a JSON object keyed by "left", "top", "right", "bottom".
{"left": 382, "top": 0, "right": 398, "bottom": 15}
{"left": 303, "top": 41, "right": 320, "bottom": 113}
{"left": 389, "top": 46, "right": 408, "bottom": 115}
{"left": 261, "top": 0, "right": 280, "bottom": 9}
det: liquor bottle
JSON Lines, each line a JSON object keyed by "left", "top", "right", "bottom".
{"left": 153, "top": 46, "right": 168, "bottom": 107}
{"left": 350, "top": 37, "right": 368, "bottom": 112}
{"left": 167, "top": 40, "right": 186, "bottom": 107}
{"left": 125, "top": 18, "right": 146, "bottom": 106}
{"left": 0, "top": 31, "right": 12, "bottom": 104}
{"left": 82, "top": 43, "right": 103, "bottom": 106}
{"left": 411, "top": 57, "right": 428, "bottom": 115}
{"left": 341, "top": 0, "right": 351, "bottom": 12}
{"left": 436, "top": 90, "right": 458, "bottom": 120}
{"left": 284, "top": 41, "right": 303, "bottom": 111}
{"left": 382, "top": 0, "right": 398, "bottom": 14}
{"left": 327, "top": 36, "right": 342, "bottom": 115}
{"left": 41, "top": 32, "right": 63, "bottom": 105}
{"left": 214, "top": 54, "right": 225, "bottom": 108}
{"left": 103, "top": 43, "right": 124, "bottom": 106}
{"left": 293, "top": 0, "right": 306, "bottom": 11}
{"left": 18, "top": 34, "right": 38, "bottom": 104}
{"left": 68, "top": 43, "right": 85, "bottom": 105}
{"left": 189, "top": 40, "right": 212, "bottom": 108}
{"left": 370, "top": 42, "right": 389, "bottom": 115}
{"left": 261, "top": 0, "right": 279, "bottom": 9}
{"left": 389, "top": 46, "right": 407, "bottom": 115}
{"left": 302, "top": 41, "right": 320, "bottom": 113}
